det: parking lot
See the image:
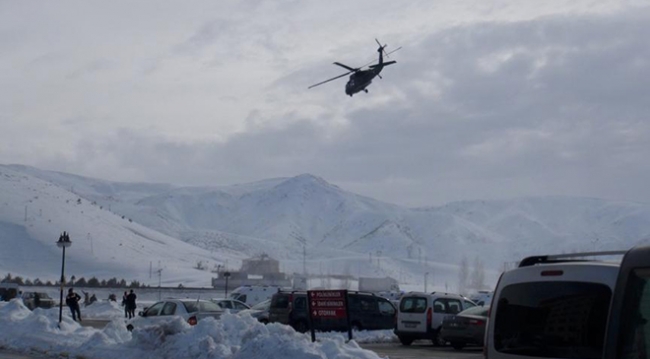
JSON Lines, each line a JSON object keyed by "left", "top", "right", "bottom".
{"left": 360, "top": 343, "right": 483, "bottom": 359}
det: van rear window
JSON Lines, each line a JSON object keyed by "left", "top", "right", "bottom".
{"left": 494, "top": 281, "right": 612, "bottom": 359}
{"left": 271, "top": 294, "right": 289, "bottom": 309}
{"left": 400, "top": 296, "right": 427, "bottom": 313}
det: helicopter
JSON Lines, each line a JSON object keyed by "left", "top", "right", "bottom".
{"left": 308, "top": 39, "right": 401, "bottom": 96}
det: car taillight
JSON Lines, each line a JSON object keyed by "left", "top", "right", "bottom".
{"left": 426, "top": 307, "right": 432, "bottom": 327}
{"left": 187, "top": 316, "right": 198, "bottom": 326}
{"left": 541, "top": 270, "right": 564, "bottom": 276}
{"left": 469, "top": 319, "right": 485, "bottom": 326}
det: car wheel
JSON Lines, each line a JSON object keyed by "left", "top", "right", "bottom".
{"left": 293, "top": 320, "right": 309, "bottom": 333}
{"left": 432, "top": 330, "right": 447, "bottom": 346}
{"left": 398, "top": 336, "right": 414, "bottom": 346}
{"left": 126, "top": 324, "right": 134, "bottom": 332}
{"left": 452, "top": 342, "right": 465, "bottom": 350}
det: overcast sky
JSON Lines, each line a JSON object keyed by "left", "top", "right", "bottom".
{"left": 1, "top": 0, "right": 649, "bottom": 207}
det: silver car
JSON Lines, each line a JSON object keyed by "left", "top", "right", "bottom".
{"left": 127, "top": 299, "right": 223, "bottom": 331}
{"left": 210, "top": 298, "right": 251, "bottom": 314}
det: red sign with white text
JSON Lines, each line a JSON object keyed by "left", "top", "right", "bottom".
{"left": 308, "top": 290, "right": 347, "bottom": 319}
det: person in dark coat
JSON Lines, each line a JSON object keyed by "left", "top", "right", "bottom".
{"left": 122, "top": 291, "right": 128, "bottom": 318}
{"left": 126, "top": 289, "right": 137, "bottom": 319}
{"left": 65, "top": 288, "right": 82, "bottom": 321}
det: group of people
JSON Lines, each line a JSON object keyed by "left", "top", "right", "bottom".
{"left": 122, "top": 289, "right": 137, "bottom": 318}
{"left": 64, "top": 288, "right": 138, "bottom": 322}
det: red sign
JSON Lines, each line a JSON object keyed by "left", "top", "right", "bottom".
{"left": 308, "top": 290, "right": 348, "bottom": 319}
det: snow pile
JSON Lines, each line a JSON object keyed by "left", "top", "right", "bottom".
{"left": 0, "top": 299, "right": 383, "bottom": 359}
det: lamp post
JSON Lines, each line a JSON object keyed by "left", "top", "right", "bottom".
{"left": 223, "top": 272, "right": 231, "bottom": 298}
{"left": 56, "top": 232, "right": 72, "bottom": 326}
{"left": 424, "top": 272, "right": 429, "bottom": 293}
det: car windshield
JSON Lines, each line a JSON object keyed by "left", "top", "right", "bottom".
{"left": 251, "top": 299, "right": 271, "bottom": 310}
{"left": 182, "top": 300, "right": 223, "bottom": 313}
{"left": 459, "top": 305, "right": 489, "bottom": 317}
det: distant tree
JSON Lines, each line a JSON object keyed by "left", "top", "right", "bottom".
{"left": 470, "top": 256, "right": 486, "bottom": 290}
{"left": 25, "top": 279, "right": 33, "bottom": 286}
{"left": 87, "top": 277, "right": 100, "bottom": 287}
{"left": 13, "top": 276, "right": 24, "bottom": 285}
{"left": 45, "top": 280, "right": 53, "bottom": 286}
{"left": 178, "top": 283, "right": 184, "bottom": 288}
{"left": 119, "top": 279, "right": 127, "bottom": 287}
{"left": 129, "top": 280, "right": 140, "bottom": 288}
{"left": 107, "top": 277, "right": 118, "bottom": 287}
{"left": 100, "top": 279, "right": 107, "bottom": 287}
{"left": 458, "top": 256, "right": 469, "bottom": 295}
{"left": 33, "top": 278, "right": 43, "bottom": 286}
{"left": 75, "top": 277, "right": 87, "bottom": 287}
{"left": 3, "top": 273, "right": 12, "bottom": 283}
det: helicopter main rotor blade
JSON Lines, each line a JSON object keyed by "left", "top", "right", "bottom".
{"left": 333, "top": 62, "right": 358, "bottom": 72}
{"left": 386, "top": 46, "right": 402, "bottom": 56}
{"left": 308, "top": 71, "right": 353, "bottom": 89}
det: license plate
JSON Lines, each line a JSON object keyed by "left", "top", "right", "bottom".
{"left": 404, "top": 323, "right": 417, "bottom": 328}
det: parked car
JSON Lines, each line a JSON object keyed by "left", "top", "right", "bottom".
{"left": 0, "top": 283, "right": 20, "bottom": 301}
{"left": 126, "top": 299, "right": 223, "bottom": 331}
{"left": 440, "top": 305, "right": 489, "bottom": 350}
{"left": 468, "top": 290, "right": 493, "bottom": 306}
{"left": 210, "top": 298, "right": 250, "bottom": 314}
{"left": 485, "top": 250, "right": 622, "bottom": 359}
{"left": 238, "top": 298, "right": 271, "bottom": 324}
{"left": 268, "top": 290, "right": 396, "bottom": 333}
{"left": 228, "top": 286, "right": 284, "bottom": 306}
{"left": 21, "top": 291, "right": 56, "bottom": 310}
{"left": 394, "top": 291, "right": 477, "bottom": 346}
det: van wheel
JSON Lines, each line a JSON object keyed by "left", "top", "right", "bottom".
{"left": 398, "top": 336, "right": 414, "bottom": 346}
{"left": 432, "top": 330, "right": 446, "bottom": 346}
{"left": 293, "top": 320, "right": 309, "bottom": 333}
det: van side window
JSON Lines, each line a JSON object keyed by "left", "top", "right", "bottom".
{"left": 378, "top": 300, "right": 395, "bottom": 315}
{"left": 359, "top": 297, "right": 375, "bottom": 312}
{"left": 618, "top": 268, "right": 650, "bottom": 359}
{"left": 447, "top": 299, "right": 462, "bottom": 314}
{"left": 294, "top": 297, "right": 306, "bottom": 310}
{"left": 433, "top": 299, "right": 445, "bottom": 313}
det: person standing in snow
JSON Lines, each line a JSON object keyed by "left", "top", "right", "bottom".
{"left": 126, "top": 289, "right": 137, "bottom": 319}
{"left": 65, "top": 288, "right": 82, "bottom": 321}
{"left": 122, "top": 291, "right": 128, "bottom": 318}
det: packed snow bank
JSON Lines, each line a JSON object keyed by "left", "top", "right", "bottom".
{"left": 0, "top": 299, "right": 385, "bottom": 359}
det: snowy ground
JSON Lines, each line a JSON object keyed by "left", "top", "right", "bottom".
{"left": 0, "top": 299, "right": 396, "bottom": 359}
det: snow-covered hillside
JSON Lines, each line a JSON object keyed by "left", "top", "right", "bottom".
{"left": 2, "top": 164, "right": 650, "bottom": 291}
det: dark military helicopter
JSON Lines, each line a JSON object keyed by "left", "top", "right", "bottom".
{"left": 308, "top": 39, "right": 401, "bottom": 96}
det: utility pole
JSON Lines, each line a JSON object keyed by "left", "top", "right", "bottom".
{"left": 87, "top": 233, "right": 94, "bottom": 255}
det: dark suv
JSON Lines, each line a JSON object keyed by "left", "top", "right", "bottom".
{"left": 268, "top": 290, "right": 396, "bottom": 333}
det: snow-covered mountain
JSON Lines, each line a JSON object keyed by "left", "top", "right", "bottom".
{"left": 2, "top": 164, "right": 650, "bottom": 291}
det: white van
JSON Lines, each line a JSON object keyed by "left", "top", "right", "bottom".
{"left": 228, "top": 286, "right": 283, "bottom": 306}
{"left": 485, "top": 251, "right": 623, "bottom": 359}
{"left": 394, "top": 291, "right": 477, "bottom": 346}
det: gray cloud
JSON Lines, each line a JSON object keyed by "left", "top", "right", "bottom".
{"left": 3, "top": 4, "right": 650, "bottom": 207}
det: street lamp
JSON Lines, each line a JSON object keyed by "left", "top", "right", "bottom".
{"left": 56, "top": 231, "right": 72, "bottom": 326}
{"left": 223, "top": 272, "right": 231, "bottom": 298}
{"left": 424, "top": 272, "right": 429, "bottom": 293}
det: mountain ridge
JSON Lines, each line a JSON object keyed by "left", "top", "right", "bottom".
{"left": 2, "top": 164, "right": 650, "bottom": 290}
